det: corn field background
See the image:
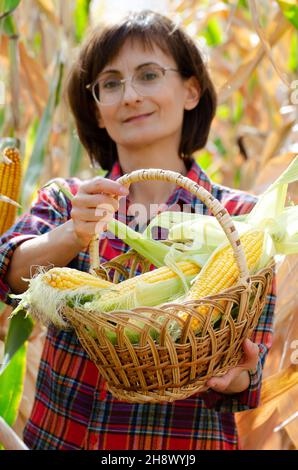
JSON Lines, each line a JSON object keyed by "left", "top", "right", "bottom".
{"left": 0, "top": 0, "right": 298, "bottom": 450}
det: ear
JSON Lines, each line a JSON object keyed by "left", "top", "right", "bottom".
{"left": 184, "top": 76, "right": 200, "bottom": 111}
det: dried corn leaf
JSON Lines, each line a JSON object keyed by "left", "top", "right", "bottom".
{"left": 261, "top": 366, "right": 298, "bottom": 406}
{"left": 0, "top": 194, "right": 21, "bottom": 207}
{"left": 218, "top": 10, "right": 289, "bottom": 103}
{"left": 252, "top": 153, "right": 298, "bottom": 201}
{"left": 236, "top": 252, "right": 298, "bottom": 450}
{"left": 258, "top": 123, "right": 296, "bottom": 169}
{"left": 248, "top": 0, "right": 291, "bottom": 87}
{"left": 276, "top": 389, "right": 298, "bottom": 448}
{"left": 238, "top": 409, "right": 282, "bottom": 450}
{"left": 236, "top": 367, "right": 298, "bottom": 448}
{"left": 35, "top": 0, "right": 59, "bottom": 25}
{"left": 19, "top": 42, "right": 48, "bottom": 117}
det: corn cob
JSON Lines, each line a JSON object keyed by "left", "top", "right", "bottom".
{"left": 0, "top": 147, "right": 22, "bottom": 235}
{"left": 43, "top": 266, "right": 113, "bottom": 290}
{"left": 85, "top": 260, "right": 201, "bottom": 312}
{"left": 9, "top": 267, "right": 114, "bottom": 329}
{"left": 179, "top": 230, "right": 265, "bottom": 332}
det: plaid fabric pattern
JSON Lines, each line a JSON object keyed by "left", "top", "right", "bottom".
{"left": 0, "top": 158, "right": 276, "bottom": 450}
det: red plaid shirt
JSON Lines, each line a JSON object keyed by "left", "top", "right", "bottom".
{"left": 0, "top": 158, "right": 275, "bottom": 450}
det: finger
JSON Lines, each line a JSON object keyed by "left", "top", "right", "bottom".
{"left": 243, "top": 338, "right": 259, "bottom": 357}
{"left": 95, "top": 202, "right": 117, "bottom": 217}
{"left": 80, "top": 177, "right": 129, "bottom": 196}
{"left": 238, "top": 339, "right": 260, "bottom": 369}
{"left": 73, "top": 220, "right": 101, "bottom": 239}
{"left": 73, "top": 193, "right": 120, "bottom": 211}
{"left": 207, "top": 369, "right": 236, "bottom": 392}
{"left": 198, "top": 385, "right": 209, "bottom": 394}
{"left": 95, "top": 211, "right": 114, "bottom": 233}
{"left": 71, "top": 207, "right": 114, "bottom": 223}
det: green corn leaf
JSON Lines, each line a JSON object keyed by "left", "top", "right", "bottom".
{"left": 195, "top": 150, "right": 213, "bottom": 170}
{"left": 288, "top": 30, "right": 298, "bottom": 72}
{"left": 107, "top": 218, "right": 172, "bottom": 268}
{"left": 0, "top": 0, "right": 21, "bottom": 20}
{"left": 232, "top": 91, "right": 244, "bottom": 125}
{"left": 0, "top": 13, "right": 16, "bottom": 35}
{"left": 202, "top": 17, "right": 223, "bottom": 47}
{"left": 44, "top": 180, "right": 74, "bottom": 201}
{"left": 0, "top": 343, "right": 27, "bottom": 427}
{"left": 245, "top": 155, "right": 298, "bottom": 226}
{"left": 213, "top": 136, "right": 227, "bottom": 157}
{"left": 0, "top": 301, "right": 6, "bottom": 315}
{"left": 277, "top": 1, "right": 298, "bottom": 30}
{"left": 69, "top": 130, "right": 83, "bottom": 176}
{"left": 74, "top": 0, "right": 90, "bottom": 43}
{"left": 0, "top": 309, "right": 33, "bottom": 374}
{"left": 142, "top": 211, "right": 199, "bottom": 240}
{"left": 0, "top": 109, "right": 5, "bottom": 133}
{"left": 216, "top": 104, "right": 230, "bottom": 121}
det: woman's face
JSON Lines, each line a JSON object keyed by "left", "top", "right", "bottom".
{"left": 95, "top": 39, "right": 200, "bottom": 152}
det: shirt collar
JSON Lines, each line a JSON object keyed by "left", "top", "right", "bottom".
{"left": 106, "top": 160, "right": 123, "bottom": 181}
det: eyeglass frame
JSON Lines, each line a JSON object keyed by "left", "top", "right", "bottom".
{"left": 86, "top": 64, "right": 181, "bottom": 106}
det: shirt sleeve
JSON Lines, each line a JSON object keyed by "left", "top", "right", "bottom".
{"left": 0, "top": 178, "right": 72, "bottom": 306}
{"left": 200, "top": 186, "right": 276, "bottom": 412}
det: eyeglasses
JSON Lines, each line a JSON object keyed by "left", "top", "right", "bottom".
{"left": 86, "top": 64, "right": 180, "bottom": 106}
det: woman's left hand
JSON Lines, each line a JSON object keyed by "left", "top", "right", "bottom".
{"left": 206, "top": 338, "right": 260, "bottom": 394}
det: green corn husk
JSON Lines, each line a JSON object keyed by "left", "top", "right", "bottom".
{"left": 142, "top": 156, "right": 298, "bottom": 261}
{"left": 107, "top": 218, "right": 173, "bottom": 268}
{"left": 9, "top": 268, "right": 111, "bottom": 329}
{"left": 85, "top": 313, "right": 161, "bottom": 346}
{"left": 80, "top": 268, "right": 198, "bottom": 313}
{"left": 246, "top": 155, "right": 298, "bottom": 226}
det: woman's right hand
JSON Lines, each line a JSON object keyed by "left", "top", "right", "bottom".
{"left": 70, "top": 176, "right": 129, "bottom": 249}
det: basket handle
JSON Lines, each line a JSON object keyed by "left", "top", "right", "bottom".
{"left": 89, "top": 168, "right": 250, "bottom": 285}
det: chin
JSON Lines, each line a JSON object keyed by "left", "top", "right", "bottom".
{"left": 121, "top": 129, "right": 166, "bottom": 146}
{"left": 121, "top": 133, "right": 160, "bottom": 147}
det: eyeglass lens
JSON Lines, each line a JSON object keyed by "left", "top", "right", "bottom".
{"left": 93, "top": 65, "right": 167, "bottom": 105}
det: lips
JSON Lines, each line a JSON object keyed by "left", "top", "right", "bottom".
{"left": 123, "top": 112, "right": 154, "bottom": 123}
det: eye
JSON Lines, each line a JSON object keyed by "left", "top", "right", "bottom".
{"left": 138, "top": 69, "right": 160, "bottom": 82}
{"left": 101, "top": 78, "right": 121, "bottom": 90}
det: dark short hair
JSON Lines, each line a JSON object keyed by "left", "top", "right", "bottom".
{"left": 66, "top": 10, "right": 217, "bottom": 171}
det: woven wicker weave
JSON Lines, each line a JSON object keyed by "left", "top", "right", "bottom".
{"left": 64, "top": 169, "right": 274, "bottom": 403}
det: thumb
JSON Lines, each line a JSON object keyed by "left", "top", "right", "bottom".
{"left": 239, "top": 338, "right": 259, "bottom": 369}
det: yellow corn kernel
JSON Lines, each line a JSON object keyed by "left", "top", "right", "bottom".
{"left": 180, "top": 230, "right": 265, "bottom": 331}
{"left": 89, "top": 260, "right": 201, "bottom": 312}
{"left": 101, "top": 260, "right": 200, "bottom": 297}
{"left": 0, "top": 147, "right": 22, "bottom": 235}
{"left": 43, "top": 267, "right": 113, "bottom": 290}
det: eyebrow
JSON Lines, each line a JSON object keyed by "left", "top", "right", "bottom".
{"left": 100, "top": 62, "right": 161, "bottom": 75}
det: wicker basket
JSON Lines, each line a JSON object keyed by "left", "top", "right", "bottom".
{"left": 64, "top": 169, "right": 274, "bottom": 403}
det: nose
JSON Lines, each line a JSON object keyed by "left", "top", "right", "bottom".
{"left": 122, "top": 78, "right": 143, "bottom": 104}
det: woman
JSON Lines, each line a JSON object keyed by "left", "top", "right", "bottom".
{"left": 0, "top": 10, "right": 275, "bottom": 450}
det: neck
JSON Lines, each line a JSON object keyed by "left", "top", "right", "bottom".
{"left": 117, "top": 142, "right": 188, "bottom": 206}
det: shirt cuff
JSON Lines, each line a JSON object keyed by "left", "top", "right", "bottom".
{"left": 0, "top": 234, "right": 38, "bottom": 306}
